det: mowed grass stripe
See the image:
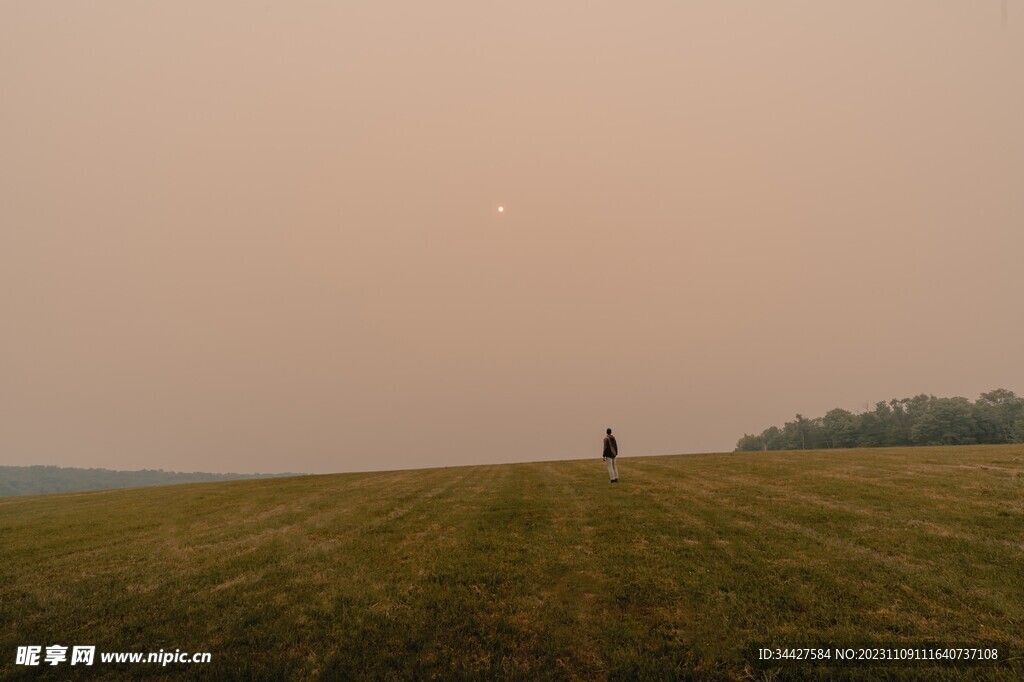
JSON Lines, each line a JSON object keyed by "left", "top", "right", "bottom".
{"left": 1, "top": 446, "right": 1021, "bottom": 680}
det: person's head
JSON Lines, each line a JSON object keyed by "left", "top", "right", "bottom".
{"left": 606, "top": 428, "right": 612, "bottom": 435}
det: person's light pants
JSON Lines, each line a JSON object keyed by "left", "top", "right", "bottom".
{"left": 604, "top": 456, "right": 619, "bottom": 481}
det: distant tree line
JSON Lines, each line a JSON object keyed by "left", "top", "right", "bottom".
{"left": 735, "top": 389, "right": 1024, "bottom": 452}
{"left": 0, "top": 465, "right": 305, "bottom": 497}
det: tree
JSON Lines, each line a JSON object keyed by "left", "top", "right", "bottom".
{"left": 734, "top": 389, "right": 1021, "bottom": 452}
{"left": 856, "top": 408, "right": 885, "bottom": 447}
{"left": 902, "top": 394, "right": 934, "bottom": 444}
{"left": 781, "top": 415, "right": 805, "bottom": 449}
{"left": 1012, "top": 415, "right": 1024, "bottom": 444}
{"left": 735, "top": 434, "right": 765, "bottom": 451}
{"left": 975, "top": 389, "right": 1024, "bottom": 444}
{"left": 762, "top": 425, "right": 785, "bottom": 450}
{"left": 821, "top": 408, "right": 859, "bottom": 448}
{"left": 910, "top": 397, "right": 978, "bottom": 445}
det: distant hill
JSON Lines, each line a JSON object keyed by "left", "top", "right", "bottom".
{"left": 0, "top": 465, "right": 305, "bottom": 497}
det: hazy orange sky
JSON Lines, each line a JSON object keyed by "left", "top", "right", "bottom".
{"left": 2, "top": 2, "right": 1021, "bottom": 474}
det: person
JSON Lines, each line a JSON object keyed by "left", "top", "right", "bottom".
{"left": 603, "top": 428, "right": 619, "bottom": 483}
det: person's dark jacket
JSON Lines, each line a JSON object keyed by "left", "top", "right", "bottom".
{"left": 603, "top": 435, "right": 618, "bottom": 458}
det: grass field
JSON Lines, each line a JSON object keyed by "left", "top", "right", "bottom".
{"left": 1, "top": 446, "right": 1021, "bottom": 680}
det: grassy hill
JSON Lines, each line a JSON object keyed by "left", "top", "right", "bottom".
{"left": 1, "top": 446, "right": 1021, "bottom": 680}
